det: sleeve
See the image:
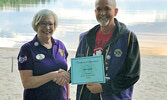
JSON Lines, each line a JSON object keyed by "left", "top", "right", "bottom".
{"left": 65, "top": 47, "right": 68, "bottom": 60}
{"left": 79, "top": 31, "right": 88, "bottom": 42}
{"left": 17, "top": 44, "right": 33, "bottom": 70}
{"left": 101, "top": 32, "right": 141, "bottom": 94}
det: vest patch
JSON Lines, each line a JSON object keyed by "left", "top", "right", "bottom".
{"left": 114, "top": 49, "right": 123, "bottom": 57}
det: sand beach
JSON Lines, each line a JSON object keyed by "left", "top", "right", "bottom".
{"left": 0, "top": 47, "right": 167, "bottom": 100}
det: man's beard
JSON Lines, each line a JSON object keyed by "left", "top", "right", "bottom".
{"left": 97, "top": 14, "right": 110, "bottom": 26}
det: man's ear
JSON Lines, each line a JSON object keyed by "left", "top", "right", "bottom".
{"left": 114, "top": 8, "right": 118, "bottom": 16}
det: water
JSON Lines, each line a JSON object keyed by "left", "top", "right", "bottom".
{"left": 0, "top": 0, "right": 167, "bottom": 53}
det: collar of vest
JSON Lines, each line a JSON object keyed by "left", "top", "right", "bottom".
{"left": 85, "top": 18, "right": 128, "bottom": 51}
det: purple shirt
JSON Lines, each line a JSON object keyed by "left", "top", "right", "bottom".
{"left": 18, "top": 35, "right": 68, "bottom": 100}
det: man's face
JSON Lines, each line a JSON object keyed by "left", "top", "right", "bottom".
{"left": 95, "top": 0, "right": 118, "bottom": 26}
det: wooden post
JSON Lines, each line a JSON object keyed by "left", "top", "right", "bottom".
{"left": 11, "top": 57, "right": 14, "bottom": 73}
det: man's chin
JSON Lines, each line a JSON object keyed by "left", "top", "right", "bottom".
{"left": 99, "top": 22, "right": 109, "bottom": 26}
{"left": 98, "top": 20, "right": 109, "bottom": 26}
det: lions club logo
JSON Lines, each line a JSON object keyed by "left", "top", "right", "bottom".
{"left": 114, "top": 49, "right": 123, "bottom": 57}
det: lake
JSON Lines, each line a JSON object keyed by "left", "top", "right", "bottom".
{"left": 0, "top": 0, "right": 167, "bottom": 55}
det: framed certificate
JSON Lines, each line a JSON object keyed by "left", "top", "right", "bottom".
{"left": 71, "top": 55, "right": 105, "bottom": 84}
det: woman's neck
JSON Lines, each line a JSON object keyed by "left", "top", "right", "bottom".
{"left": 37, "top": 35, "right": 52, "bottom": 49}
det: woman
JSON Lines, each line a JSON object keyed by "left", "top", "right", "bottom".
{"left": 17, "top": 9, "right": 70, "bottom": 100}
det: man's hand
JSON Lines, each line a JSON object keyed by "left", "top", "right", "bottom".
{"left": 86, "top": 83, "right": 103, "bottom": 94}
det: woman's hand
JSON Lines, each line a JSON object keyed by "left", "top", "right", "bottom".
{"left": 53, "top": 69, "right": 71, "bottom": 86}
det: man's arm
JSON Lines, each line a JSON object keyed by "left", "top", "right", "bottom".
{"left": 101, "top": 32, "right": 140, "bottom": 94}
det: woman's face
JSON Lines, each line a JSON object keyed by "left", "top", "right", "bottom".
{"left": 37, "top": 15, "right": 55, "bottom": 39}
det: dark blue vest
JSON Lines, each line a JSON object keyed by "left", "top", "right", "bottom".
{"left": 76, "top": 30, "right": 133, "bottom": 100}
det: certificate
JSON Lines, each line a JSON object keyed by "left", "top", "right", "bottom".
{"left": 71, "top": 55, "right": 105, "bottom": 84}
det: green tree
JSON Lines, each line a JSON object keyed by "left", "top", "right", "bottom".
{"left": 0, "top": 0, "right": 57, "bottom": 11}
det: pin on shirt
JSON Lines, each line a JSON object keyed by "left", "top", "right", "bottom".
{"left": 34, "top": 42, "right": 39, "bottom": 46}
{"left": 106, "top": 55, "right": 111, "bottom": 60}
{"left": 36, "top": 54, "right": 45, "bottom": 60}
{"left": 93, "top": 50, "right": 102, "bottom": 56}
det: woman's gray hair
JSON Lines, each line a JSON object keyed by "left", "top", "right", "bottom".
{"left": 32, "top": 9, "right": 58, "bottom": 32}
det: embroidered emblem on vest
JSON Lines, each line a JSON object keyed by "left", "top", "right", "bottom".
{"left": 36, "top": 54, "right": 45, "bottom": 60}
{"left": 114, "top": 49, "right": 123, "bottom": 57}
{"left": 59, "top": 49, "right": 64, "bottom": 56}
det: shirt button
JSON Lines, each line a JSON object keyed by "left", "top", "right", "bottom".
{"left": 106, "top": 73, "right": 108, "bottom": 76}
{"left": 105, "top": 67, "right": 109, "bottom": 71}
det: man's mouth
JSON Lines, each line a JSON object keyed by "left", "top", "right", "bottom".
{"left": 99, "top": 15, "right": 109, "bottom": 21}
{"left": 97, "top": 15, "right": 110, "bottom": 26}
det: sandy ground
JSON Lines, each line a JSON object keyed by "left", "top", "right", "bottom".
{"left": 0, "top": 47, "right": 167, "bottom": 100}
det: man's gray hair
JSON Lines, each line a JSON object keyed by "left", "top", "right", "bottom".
{"left": 32, "top": 9, "right": 58, "bottom": 32}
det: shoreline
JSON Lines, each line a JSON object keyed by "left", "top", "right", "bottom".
{"left": 0, "top": 46, "right": 167, "bottom": 57}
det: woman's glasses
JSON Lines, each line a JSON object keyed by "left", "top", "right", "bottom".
{"left": 39, "top": 22, "right": 54, "bottom": 28}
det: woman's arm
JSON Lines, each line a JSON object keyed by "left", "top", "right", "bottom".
{"left": 19, "top": 70, "right": 58, "bottom": 89}
{"left": 67, "top": 84, "right": 71, "bottom": 100}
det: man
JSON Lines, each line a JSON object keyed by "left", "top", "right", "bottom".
{"left": 75, "top": 0, "right": 140, "bottom": 100}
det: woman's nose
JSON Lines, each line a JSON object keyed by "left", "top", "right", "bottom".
{"left": 46, "top": 25, "right": 50, "bottom": 29}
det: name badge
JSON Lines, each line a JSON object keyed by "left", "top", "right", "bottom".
{"left": 36, "top": 54, "right": 45, "bottom": 60}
